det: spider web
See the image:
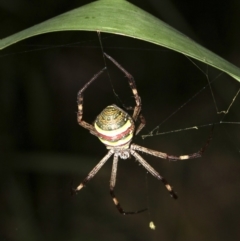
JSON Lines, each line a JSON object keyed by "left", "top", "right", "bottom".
{"left": 140, "top": 57, "right": 240, "bottom": 141}
{"left": 1, "top": 32, "right": 240, "bottom": 241}
{"left": 96, "top": 33, "right": 240, "bottom": 233}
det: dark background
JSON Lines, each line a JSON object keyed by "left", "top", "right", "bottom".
{"left": 1, "top": 0, "right": 240, "bottom": 241}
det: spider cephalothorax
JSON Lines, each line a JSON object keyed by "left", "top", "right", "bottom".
{"left": 74, "top": 52, "right": 212, "bottom": 215}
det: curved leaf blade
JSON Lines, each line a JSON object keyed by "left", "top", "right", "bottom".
{"left": 1, "top": 0, "right": 240, "bottom": 82}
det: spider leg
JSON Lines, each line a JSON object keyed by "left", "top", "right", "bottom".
{"left": 122, "top": 105, "right": 146, "bottom": 136}
{"left": 74, "top": 149, "right": 114, "bottom": 192}
{"left": 130, "top": 150, "right": 178, "bottom": 199}
{"left": 135, "top": 114, "right": 146, "bottom": 135}
{"left": 103, "top": 53, "right": 142, "bottom": 122}
{"left": 110, "top": 154, "right": 147, "bottom": 215}
{"left": 77, "top": 67, "right": 106, "bottom": 136}
{"left": 131, "top": 128, "right": 213, "bottom": 161}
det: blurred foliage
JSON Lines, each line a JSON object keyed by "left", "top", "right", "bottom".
{"left": 0, "top": 1, "right": 240, "bottom": 241}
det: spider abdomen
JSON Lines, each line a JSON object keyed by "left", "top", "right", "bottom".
{"left": 94, "top": 105, "right": 135, "bottom": 147}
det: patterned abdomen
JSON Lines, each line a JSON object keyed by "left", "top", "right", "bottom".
{"left": 94, "top": 105, "right": 135, "bottom": 147}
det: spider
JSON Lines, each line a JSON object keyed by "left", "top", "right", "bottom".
{"left": 74, "top": 52, "right": 212, "bottom": 215}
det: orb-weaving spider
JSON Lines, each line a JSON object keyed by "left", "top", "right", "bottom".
{"left": 74, "top": 53, "right": 212, "bottom": 215}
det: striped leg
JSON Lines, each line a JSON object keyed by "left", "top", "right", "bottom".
{"left": 130, "top": 150, "right": 178, "bottom": 199}
{"left": 77, "top": 67, "right": 106, "bottom": 135}
{"left": 123, "top": 105, "right": 146, "bottom": 136}
{"left": 131, "top": 127, "right": 213, "bottom": 161}
{"left": 135, "top": 114, "right": 146, "bottom": 135}
{"left": 103, "top": 53, "right": 142, "bottom": 122}
{"left": 110, "top": 154, "right": 147, "bottom": 215}
{"left": 74, "top": 150, "right": 114, "bottom": 192}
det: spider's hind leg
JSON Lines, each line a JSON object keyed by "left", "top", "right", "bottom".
{"left": 74, "top": 150, "right": 114, "bottom": 193}
{"left": 130, "top": 150, "right": 178, "bottom": 199}
{"left": 110, "top": 153, "right": 147, "bottom": 215}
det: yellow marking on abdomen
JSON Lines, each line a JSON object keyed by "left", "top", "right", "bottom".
{"left": 95, "top": 120, "right": 132, "bottom": 137}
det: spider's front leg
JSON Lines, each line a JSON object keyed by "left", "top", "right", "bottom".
{"left": 104, "top": 53, "right": 146, "bottom": 135}
{"left": 123, "top": 105, "right": 146, "bottom": 136}
{"left": 103, "top": 53, "right": 142, "bottom": 122}
{"left": 77, "top": 67, "right": 106, "bottom": 136}
{"left": 110, "top": 153, "right": 147, "bottom": 215}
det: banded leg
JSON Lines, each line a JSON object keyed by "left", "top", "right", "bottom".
{"left": 110, "top": 154, "right": 147, "bottom": 215}
{"left": 123, "top": 106, "right": 146, "bottom": 136}
{"left": 135, "top": 114, "right": 146, "bottom": 135}
{"left": 74, "top": 150, "right": 113, "bottom": 192}
{"left": 131, "top": 128, "right": 213, "bottom": 161}
{"left": 77, "top": 67, "right": 106, "bottom": 135}
{"left": 104, "top": 53, "right": 142, "bottom": 122}
{"left": 130, "top": 150, "right": 178, "bottom": 199}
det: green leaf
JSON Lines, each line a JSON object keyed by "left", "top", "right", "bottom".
{"left": 1, "top": 0, "right": 240, "bottom": 82}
